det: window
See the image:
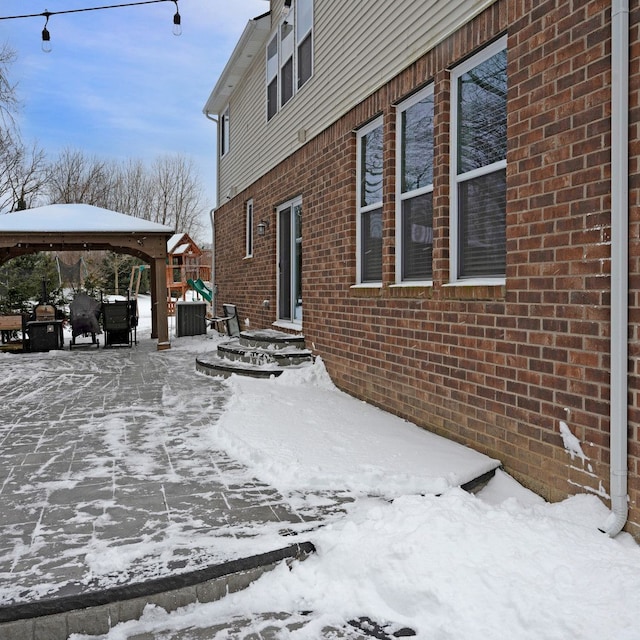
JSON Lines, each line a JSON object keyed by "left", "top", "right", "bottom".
{"left": 356, "top": 117, "right": 384, "bottom": 284}
{"left": 220, "top": 106, "right": 230, "bottom": 157}
{"left": 267, "top": 35, "right": 278, "bottom": 120}
{"left": 266, "top": 0, "right": 313, "bottom": 120}
{"left": 280, "top": 18, "right": 294, "bottom": 107}
{"left": 245, "top": 199, "right": 254, "bottom": 258}
{"left": 297, "top": 0, "right": 313, "bottom": 88}
{"left": 397, "top": 85, "right": 434, "bottom": 282}
{"left": 451, "top": 37, "right": 507, "bottom": 281}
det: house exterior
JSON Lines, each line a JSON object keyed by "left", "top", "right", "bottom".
{"left": 203, "top": 0, "right": 640, "bottom": 539}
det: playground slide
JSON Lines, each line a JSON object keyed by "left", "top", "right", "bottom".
{"left": 187, "top": 278, "right": 213, "bottom": 303}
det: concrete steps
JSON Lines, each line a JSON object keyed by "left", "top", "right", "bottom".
{"left": 196, "top": 330, "right": 313, "bottom": 378}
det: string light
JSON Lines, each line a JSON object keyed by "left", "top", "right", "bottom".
{"left": 0, "top": 0, "right": 182, "bottom": 52}
{"left": 172, "top": 0, "right": 181, "bottom": 37}
{"left": 41, "top": 13, "right": 52, "bottom": 53}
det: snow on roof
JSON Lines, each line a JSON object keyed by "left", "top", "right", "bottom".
{"left": 167, "top": 233, "right": 185, "bottom": 253}
{"left": 167, "top": 232, "right": 201, "bottom": 255}
{"left": 0, "top": 204, "right": 174, "bottom": 234}
{"left": 172, "top": 243, "right": 192, "bottom": 255}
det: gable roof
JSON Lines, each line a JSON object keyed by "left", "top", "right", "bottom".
{"left": 167, "top": 232, "right": 186, "bottom": 253}
{"left": 167, "top": 232, "right": 202, "bottom": 256}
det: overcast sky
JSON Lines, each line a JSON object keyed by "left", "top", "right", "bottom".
{"left": 0, "top": 0, "right": 269, "bottom": 209}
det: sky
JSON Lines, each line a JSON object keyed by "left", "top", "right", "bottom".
{"left": 1, "top": 295, "right": 639, "bottom": 638}
{"left": 0, "top": 0, "right": 269, "bottom": 211}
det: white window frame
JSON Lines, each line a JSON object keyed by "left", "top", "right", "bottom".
{"left": 245, "top": 199, "right": 254, "bottom": 258}
{"left": 280, "top": 8, "right": 295, "bottom": 108}
{"left": 356, "top": 116, "right": 384, "bottom": 285}
{"left": 395, "top": 84, "right": 434, "bottom": 285}
{"left": 265, "top": 0, "right": 313, "bottom": 121}
{"left": 219, "top": 105, "right": 230, "bottom": 158}
{"left": 296, "top": 0, "right": 313, "bottom": 89}
{"left": 450, "top": 35, "right": 507, "bottom": 284}
{"left": 266, "top": 34, "right": 279, "bottom": 120}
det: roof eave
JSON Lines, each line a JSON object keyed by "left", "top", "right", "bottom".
{"left": 203, "top": 11, "right": 271, "bottom": 116}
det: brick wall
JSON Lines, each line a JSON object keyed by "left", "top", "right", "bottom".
{"left": 627, "top": 0, "right": 640, "bottom": 539}
{"left": 214, "top": 0, "right": 640, "bottom": 539}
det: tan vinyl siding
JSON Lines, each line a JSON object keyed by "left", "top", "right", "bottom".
{"left": 218, "top": 0, "right": 496, "bottom": 204}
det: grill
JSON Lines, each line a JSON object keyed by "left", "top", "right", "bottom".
{"left": 27, "top": 304, "right": 63, "bottom": 352}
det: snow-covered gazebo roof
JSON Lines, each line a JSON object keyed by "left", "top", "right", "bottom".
{"left": 0, "top": 204, "right": 174, "bottom": 349}
{"left": 0, "top": 204, "right": 173, "bottom": 234}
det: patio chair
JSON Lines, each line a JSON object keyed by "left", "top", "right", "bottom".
{"left": 210, "top": 303, "right": 240, "bottom": 337}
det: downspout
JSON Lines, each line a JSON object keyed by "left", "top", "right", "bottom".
{"left": 601, "top": 0, "right": 629, "bottom": 537}
{"left": 209, "top": 207, "right": 216, "bottom": 315}
{"left": 205, "top": 110, "right": 219, "bottom": 316}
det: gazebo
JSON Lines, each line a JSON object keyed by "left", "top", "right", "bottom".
{"left": 0, "top": 204, "right": 174, "bottom": 350}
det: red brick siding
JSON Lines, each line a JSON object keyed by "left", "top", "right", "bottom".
{"left": 214, "top": 0, "right": 640, "bottom": 539}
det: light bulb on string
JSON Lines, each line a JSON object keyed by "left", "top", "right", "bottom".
{"left": 172, "top": 1, "right": 181, "bottom": 36}
{"left": 41, "top": 12, "right": 52, "bottom": 52}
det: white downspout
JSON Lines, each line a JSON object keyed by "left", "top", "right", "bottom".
{"left": 204, "top": 110, "right": 221, "bottom": 212}
{"left": 205, "top": 110, "right": 219, "bottom": 317}
{"left": 601, "top": 0, "right": 629, "bottom": 537}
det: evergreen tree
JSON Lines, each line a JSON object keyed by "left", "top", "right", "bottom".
{"left": 0, "top": 253, "right": 61, "bottom": 314}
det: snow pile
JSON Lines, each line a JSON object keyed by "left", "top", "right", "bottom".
{"left": 210, "top": 360, "right": 500, "bottom": 498}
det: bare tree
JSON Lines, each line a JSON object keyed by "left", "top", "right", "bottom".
{"left": 0, "top": 129, "right": 22, "bottom": 211}
{"left": 0, "top": 45, "right": 49, "bottom": 213}
{"left": 0, "top": 136, "right": 48, "bottom": 212}
{"left": 0, "top": 44, "right": 17, "bottom": 130}
{"left": 150, "top": 154, "right": 204, "bottom": 236}
{"left": 109, "top": 158, "right": 155, "bottom": 220}
{"left": 45, "top": 149, "right": 206, "bottom": 236}
{"left": 46, "top": 148, "right": 115, "bottom": 206}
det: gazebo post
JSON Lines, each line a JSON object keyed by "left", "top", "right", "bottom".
{"left": 153, "top": 256, "right": 171, "bottom": 350}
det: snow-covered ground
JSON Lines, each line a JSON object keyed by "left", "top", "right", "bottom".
{"left": 5, "top": 294, "right": 640, "bottom": 639}
{"left": 141, "top": 367, "right": 640, "bottom": 639}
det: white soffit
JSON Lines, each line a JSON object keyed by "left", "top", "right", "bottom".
{"left": 203, "top": 12, "right": 271, "bottom": 115}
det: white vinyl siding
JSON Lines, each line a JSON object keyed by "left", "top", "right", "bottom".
{"left": 216, "top": 0, "right": 496, "bottom": 205}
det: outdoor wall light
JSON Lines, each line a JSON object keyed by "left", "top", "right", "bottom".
{"left": 257, "top": 220, "right": 270, "bottom": 236}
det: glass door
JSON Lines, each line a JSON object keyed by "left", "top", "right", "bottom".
{"left": 278, "top": 197, "right": 302, "bottom": 323}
